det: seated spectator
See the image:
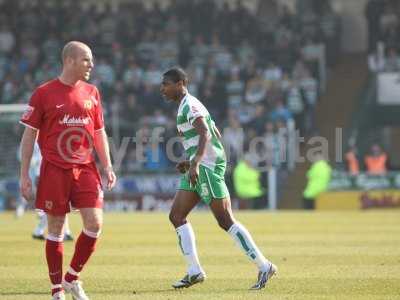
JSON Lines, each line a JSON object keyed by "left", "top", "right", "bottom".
{"left": 263, "top": 62, "right": 283, "bottom": 82}
{"left": 122, "top": 58, "right": 143, "bottom": 91}
{"left": 223, "top": 115, "right": 245, "bottom": 164}
{"left": 384, "top": 48, "right": 400, "bottom": 72}
{"left": 368, "top": 52, "right": 385, "bottom": 72}
{"left": 190, "top": 35, "right": 209, "bottom": 67}
{"left": 245, "top": 72, "right": 268, "bottom": 104}
{"left": 249, "top": 104, "right": 268, "bottom": 134}
{"left": 225, "top": 72, "right": 245, "bottom": 108}
{"left": 269, "top": 99, "right": 292, "bottom": 123}
{"left": 0, "top": 25, "right": 15, "bottom": 54}
{"left": 365, "top": 143, "right": 388, "bottom": 175}
{"left": 236, "top": 39, "right": 255, "bottom": 67}
{"left": 143, "top": 63, "right": 163, "bottom": 88}
{"left": 292, "top": 59, "right": 310, "bottom": 81}
{"left": 94, "top": 57, "right": 115, "bottom": 87}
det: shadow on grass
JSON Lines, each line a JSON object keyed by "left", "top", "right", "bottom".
{"left": 0, "top": 291, "right": 48, "bottom": 295}
{"left": 124, "top": 287, "right": 248, "bottom": 295}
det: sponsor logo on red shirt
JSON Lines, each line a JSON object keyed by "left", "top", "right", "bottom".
{"left": 59, "top": 114, "right": 90, "bottom": 126}
{"left": 83, "top": 100, "right": 92, "bottom": 110}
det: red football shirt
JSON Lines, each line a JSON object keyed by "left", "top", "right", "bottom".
{"left": 20, "top": 79, "right": 104, "bottom": 169}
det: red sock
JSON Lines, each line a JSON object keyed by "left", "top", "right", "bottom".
{"left": 51, "top": 287, "right": 63, "bottom": 296}
{"left": 65, "top": 230, "right": 98, "bottom": 283}
{"left": 46, "top": 236, "right": 64, "bottom": 295}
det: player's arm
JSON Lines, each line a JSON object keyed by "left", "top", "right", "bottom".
{"left": 188, "top": 117, "right": 211, "bottom": 185}
{"left": 94, "top": 128, "right": 116, "bottom": 190}
{"left": 214, "top": 125, "right": 222, "bottom": 139}
{"left": 19, "top": 126, "right": 38, "bottom": 201}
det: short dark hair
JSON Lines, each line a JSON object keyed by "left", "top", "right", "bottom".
{"left": 163, "top": 67, "right": 188, "bottom": 85}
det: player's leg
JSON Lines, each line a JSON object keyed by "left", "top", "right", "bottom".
{"left": 203, "top": 163, "right": 277, "bottom": 290}
{"left": 170, "top": 189, "right": 205, "bottom": 288}
{"left": 63, "top": 215, "right": 74, "bottom": 241}
{"left": 15, "top": 195, "right": 27, "bottom": 218}
{"left": 169, "top": 189, "right": 200, "bottom": 228}
{"left": 33, "top": 210, "right": 47, "bottom": 239}
{"left": 209, "top": 196, "right": 277, "bottom": 289}
{"left": 35, "top": 160, "right": 70, "bottom": 298}
{"left": 63, "top": 208, "right": 101, "bottom": 299}
{"left": 46, "top": 213, "right": 67, "bottom": 298}
{"left": 63, "top": 164, "right": 103, "bottom": 299}
{"left": 65, "top": 207, "right": 102, "bottom": 281}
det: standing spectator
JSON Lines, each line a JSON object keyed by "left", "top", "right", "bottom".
{"left": 300, "top": 69, "right": 318, "bottom": 135}
{"left": 285, "top": 83, "right": 305, "bottom": 134}
{"left": 345, "top": 145, "right": 360, "bottom": 176}
{"left": 368, "top": 51, "right": 385, "bottom": 72}
{"left": 384, "top": 48, "right": 400, "bottom": 71}
{"left": 365, "top": 0, "right": 385, "bottom": 52}
{"left": 303, "top": 151, "right": 332, "bottom": 210}
{"left": 233, "top": 153, "right": 266, "bottom": 209}
{"left": 365, "top": 143, "right": 388, "bottom": 175}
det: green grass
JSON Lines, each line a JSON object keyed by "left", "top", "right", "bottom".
{"left": 1, "top": 210, "right": 400, "bottom": 299}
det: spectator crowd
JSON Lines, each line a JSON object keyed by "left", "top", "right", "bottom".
{"left": 366, "top": 0, "right": 400, "bottom": 72}
{"left": 0, "top": 0, "right": 341, "bottom": 174}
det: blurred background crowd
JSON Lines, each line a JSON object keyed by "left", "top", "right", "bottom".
{"left": 2, "top": 0, "right": 399, "bottom": 210}
{"left": 0, "top": 0, "right": 341, "bottom": 175}
{"left": 366, "top": 0, "right": 400, "bottom": 72}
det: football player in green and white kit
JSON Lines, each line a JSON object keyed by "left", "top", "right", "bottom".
{"left": 160, "top": 67, "right": 277, "bottom": 290}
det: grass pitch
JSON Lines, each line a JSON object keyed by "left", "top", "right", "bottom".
{"left": 0, "top": 210, "right": 400, "bottom": 300}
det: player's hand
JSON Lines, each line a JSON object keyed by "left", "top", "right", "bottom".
{"left": 188, "top": 161, "right": 200, "bottom": 187}
{"left": 20, "top": 175, "right": 33, "bottom": 201}
{"left": 176, "top": 161, "right": 190, "bottom": 174}
{"left": 105, "top": 167, "right": 117, "bottom": 191}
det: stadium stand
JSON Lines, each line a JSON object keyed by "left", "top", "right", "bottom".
{"left": 0, "top": 0, "right": 341, "bottom": 209}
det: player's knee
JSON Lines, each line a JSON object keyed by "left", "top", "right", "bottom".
{"left": 47, "top": 218, "right": 65, "bottom": 235}
{"left": 216, "top": 216, "right": 234, "bottom": 231}
{"left": 84, "top": 222, "right": 102, "bottom": 234}
{"left": 169, "top": 211, "right": 185, "bottom": 227}
{"left": 83, "top": 227, "right": 101, "bottom": 239}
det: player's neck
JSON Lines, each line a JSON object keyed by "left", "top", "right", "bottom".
{"left": 177, "top": 89, "right": 188, "bottom": 103}
{"left": 58, "top": 72, "right": 80, "bottom": 87}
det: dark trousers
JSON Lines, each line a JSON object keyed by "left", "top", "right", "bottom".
{"left": 303, "top": 197, "right": 315, "bottom": 210}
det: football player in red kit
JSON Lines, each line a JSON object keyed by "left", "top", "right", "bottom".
{"left": 19, "top": 41, "right": 116, "bottom": 300}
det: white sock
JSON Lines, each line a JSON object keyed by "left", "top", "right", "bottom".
{"left": 228, "top": 222, "right": 269, "bottom": 272}
{"left": 64, "top": 217, "right": 72, "bottom": 235}
{"left": 33, "top": 213, "right": 47, "bottom": 235}
{"left": 176, "top": 223, "right": 203, "bottom": 275}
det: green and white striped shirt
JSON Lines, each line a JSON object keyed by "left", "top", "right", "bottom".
{"left": 176, "top": 93, "right": 226, "bottom": 173}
